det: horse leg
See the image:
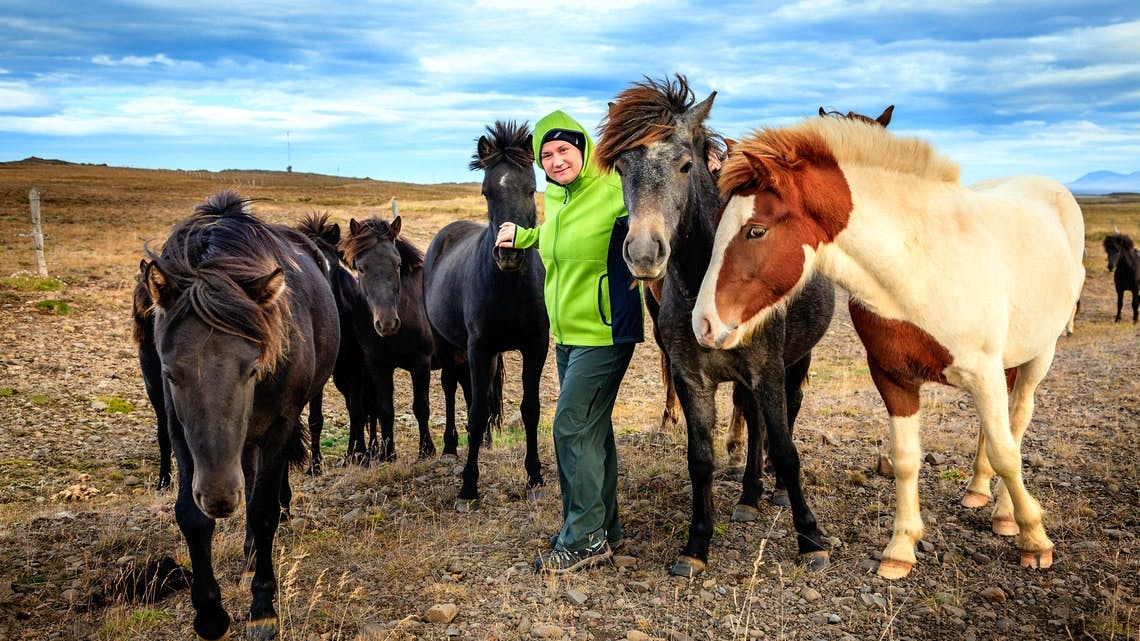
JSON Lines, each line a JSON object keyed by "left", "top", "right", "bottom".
{"left": 411, "top": 361, "right": 435, "bottom": 458}
{"left": 755, "top": 368, "right": 828, "bottom": 570}
{"left": 724, "top": 385, "right": 747, "bottom": 479}
{"left": 456, "top": 347, "right": 496, "bottom": 510}
{"left": 375, "top": 366, "right": 397, "bottom": 462}
{"left": 344, "top": 374, "right": 370, "bottom": 466}
{"left": 170, "top": 427, "right": 230, "bottom": 640}
{"left": 963, "top": 367, "right": 1018, "bottom": 509}
{"left": 243, "top": 441, "right": 291, "bottom": 640}
{"left": 440, "top": 360, "right": 460, "bottom": 462}
{"left": 141, "top": 348, "right": 172, "bottom": 491}
{"left": 520, "top": 343, "right": 548, "bottom": 497}
{"left": 670, "top": 374, "right": 718, "bottom": 578}
{"left": 728, "top": 389, "right": 763, "bottom": 521}
{"left": 767, "top": 353, "right": 812, "bottom": 507}
{"left": 660, "top": 351, "right": 684, "bottom": 432}
{"left": 1115, "top": 288, "right": 1124, "bottom": 322}
{"left": 306, "top": 392, "right": 324, "bottom": 476}
{"left": 1131, "top": 288, "right": 1139, "bottom": 323}
{"left": 968, "top": 365, "right": 1053, "bottom": 570}
{"left": 867, "top": 362, "right": 925, "bottom": 580}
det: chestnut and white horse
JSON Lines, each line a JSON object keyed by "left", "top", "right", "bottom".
{"left": 692, "top": 115, "right": 1084, "bottom": 579}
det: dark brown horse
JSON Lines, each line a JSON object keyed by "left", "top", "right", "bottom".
{"left": 1104, "top": 232, "right": 1140, "bottom": 323}
{"left": 131, "top": 259, "right": 172, "bottom": 490}
{"left": 144, "top": 189, "right": 339, "bottom": 640}
{"left": 423, "top": 121, "right": 549, "bottom": 510}
{"left": 596, "top": 75, "right": 835, "bottom": 576}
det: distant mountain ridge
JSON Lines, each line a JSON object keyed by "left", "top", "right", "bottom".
{"left": 1065, "top": 170, "right": 1140, "bottom": 195}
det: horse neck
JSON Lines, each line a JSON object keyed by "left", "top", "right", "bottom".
{"left": 667, "top": 167, "right": 722, "bottom": 298}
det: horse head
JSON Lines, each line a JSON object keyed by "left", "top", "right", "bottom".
{"left": 819, "top": 104, "right": 895, "bottom": 128}
{"left": 341, "top": 216, "right": 405, "bottom": 336}
{"left": 472, "top": 120, "right": 536, "bottom": 273}
{"left": 145, "top": 191, "right": 291, "bottom": 519}
{"left": 693, "top": 119, "right": 855, "bottom": 349}
{"left": 597, "top": 74, "right": 721, "bottom": 281}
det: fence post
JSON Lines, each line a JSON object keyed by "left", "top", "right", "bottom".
{"left": 391, "top": 197, "right": 399, "bottom": 218}
{"left": 29, "top": 187, "right": 48, "bottom": 277}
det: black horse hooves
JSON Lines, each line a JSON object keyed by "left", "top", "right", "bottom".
{"left": 731, "top": 504, "right": 760, "bottom": 522}
{"left": 440, "top": 453, "right": 459, "bottom": 465}
{"left": 798, "top": 550, "right": 829, "bottom": 572}
{"left": 456, "top": 497, "right": 479, "bottom": 512}
{"left": 244, "top": 618, "right": 279, "bottom": 641}
{"left": 526, "top": 486, "right": 545, "bottom": 502}
{"left": 669, "top": 555, "right": 707, "bottom": 578}
{"left": 769, "top": 489, "right": 791, "bottom": 508}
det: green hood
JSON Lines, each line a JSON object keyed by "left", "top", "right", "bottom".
{"left": 533, "top": 110, "right": 600, "bottom": 192}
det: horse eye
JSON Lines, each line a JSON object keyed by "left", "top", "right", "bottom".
{"left": 746, "top": 225, "right": 767, "bottom": 240}
{"left": 680, "top": 160, "right": 693, "bottom": 174}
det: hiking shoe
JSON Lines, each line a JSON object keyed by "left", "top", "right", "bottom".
{"left": 549, "top": 533, "right": 624, "bottom": 553}
{"left": 534, "top": 540, "right": 612, "bottom": 574}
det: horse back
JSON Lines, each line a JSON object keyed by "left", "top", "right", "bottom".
{"left": 423, "top": 220, "right": 487, "bottom": 348}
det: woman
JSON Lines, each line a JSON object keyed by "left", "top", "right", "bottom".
{"left": 495, "top": 110, "right": 643, "bottom": 573}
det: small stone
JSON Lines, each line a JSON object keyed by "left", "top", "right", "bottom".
{"left": 923, "top": 452, "right": 941, "bottom": 465}
{"left": 802, "top": 587, "right": 822, "bottom": 602}
{"left": 423, "top": 603, "right": 458, "bottom": 624}
{"left": 531, "top": 624, "right": 563, "bottom": 639}
{"left": 827, "top": 614, "right": 842, "bottom": 624}
{"left": 668, "top": 630, "right": 693, "bottom": 641}
{"left": 565, "top": 589, "right": 588, "bottom": 606}
{"left": 613, "top": 555, "right": 638, "bottom": 569}
{"left": 980, "top": 586, "right": 1007, "bottom": 603}
{"left": 627, "top": 631, "right": 650, "bottom": 641}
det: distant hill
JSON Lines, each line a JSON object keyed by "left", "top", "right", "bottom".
{"left": 1065, "top": 170, "right": 1140, "bottom": 195}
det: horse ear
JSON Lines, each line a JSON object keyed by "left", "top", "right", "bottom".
{"left": 877, "top": 105, "right": 894, "bottom": 128}
{"left": 390, "top": 215, "right": 402, "bottom": 238}
{"left": 724, "top": 138, "right": 736, "bottom": 154}
{"left": 145, "top": 260, "right": 175, "bottom": 310}
{"left": 690, "top": 91, "right": 717, "bottom": 126}
{"left": 818, "top": 107, "right": 827, "bottom": 117}
{"left": 741, "top": 150, "right": 775, "bottom": 188}
{"left": 245, "top": 268, "right": 286, "bottom": 306}
{"left": 476, "top": 135, "right": 495, "bottom": 162}
{"left": 349, "top": 218, "right": 363, "bottom": 235}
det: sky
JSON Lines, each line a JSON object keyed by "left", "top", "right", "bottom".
{"left": 2, "top": 1, "right": 1138, "bottom": 187}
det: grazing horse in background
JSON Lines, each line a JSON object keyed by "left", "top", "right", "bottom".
{"left": 596, "top": 75, "right": 836, "bottom": 576}
{"left": 145, "top": 189, "right": 339, "bottom": 640}
{"left": 338, "top": 215, "right": 436, "bottom": 460}
{"left": 424, "top": 121, "right": 549, "bottom": 510}
{"left": 692, "top": 115, "right": 1084, "bottom": 579}
{"left": 131, "top": 259, "right": 172, "bottom": 491}
{"left": 296, "top": 213, "right": 378, "bottom": 471}
{"left": 1104, "top": 232, "right": 1140, "bottom": 323}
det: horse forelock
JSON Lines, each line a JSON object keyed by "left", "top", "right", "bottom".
{"left": 339, "top": 218, "right": 425, "bottom": 271}
{"left": 596, "top": 75, "right": 698, "bottom": 172}
{"left": 469, "top": 120, "right": 534, "bottom": 171}
{"left": 149, "top": 199, "right": 294, "bottom": 375}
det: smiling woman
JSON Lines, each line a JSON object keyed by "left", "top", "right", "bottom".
{"left": 693, "top": 114, "right": 1085, "bottom": 580}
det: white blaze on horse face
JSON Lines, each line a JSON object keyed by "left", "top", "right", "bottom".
{"left": 693, "top": 194, "right": 754, "bottom": 347}
{"left": 498, "top": 173, "right": 510, "bottom": 189}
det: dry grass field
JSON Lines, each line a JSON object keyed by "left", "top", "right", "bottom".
{"left": 0, "top": 158, "right": 1137, "bottom": 641}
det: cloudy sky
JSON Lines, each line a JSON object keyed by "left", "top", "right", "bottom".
{"left": 2, "top": 1, "right": 1137, "bottom": 186}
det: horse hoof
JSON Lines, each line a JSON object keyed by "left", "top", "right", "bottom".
{"left": 731, "top": 504, "right": 760, "bottom": 522}
{"left": 769, "top": 490, "right": 791, "bottom": 508}
{"left": 440, "top": 454, "right": 459, "bottom": 465}
{"left": 1020, "top": 548, "right": 1053, "bottom": 569}
{"left": 723, "top": 466, "right": 745, "bottom": 482}
{"left": 961, "top": 491, "right": 990, "bottom": 509}
{"left": 876, "top": 557, "right": 913, "bottom": 580}
{"left": 244, "top": 618, "right": 278, "bottom": 640}
{"left": 456, "top": 497, "right": 479, "bottom": 512}
{"left": 669, "top": 555, "right": 706, "bottom": 578}
{"left": 526, "top": 487, "right": 545, "bottom": 502}
{"left": 799, "top": 550, "right": 829, "bottom": 572}
{"left": 198, "top": 629, "right": 230, "bottom": 641}
{"left": 992, "top": 516, "right": 1020, "bottom": 536}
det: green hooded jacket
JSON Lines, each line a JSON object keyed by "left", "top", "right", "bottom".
{"left": 512, "top": 111, "right": 644, "bottom": 346}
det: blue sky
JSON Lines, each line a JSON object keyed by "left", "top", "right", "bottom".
{"left": 2, "top": 1, "right": 1137, "bottom": 186}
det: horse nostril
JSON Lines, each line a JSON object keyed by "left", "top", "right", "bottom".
{"left": 699, "top": 317, "right": 712, "bottom": 341}
{"left": 656, "top": 238, "right": 667, "bottom": 262}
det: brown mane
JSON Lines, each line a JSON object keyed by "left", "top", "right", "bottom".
{"left": 596, "top": 74, "right": 724, "bottom": 171}
{"left": 719, "top": 116, "right": 960, "bottom": 199}
{"left": 145, "top": 189, "right": 293, "bottom": 375}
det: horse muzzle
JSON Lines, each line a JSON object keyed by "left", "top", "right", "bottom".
{"left": 623, "top": 234, "right": 668, "bottom": 281}
{"left": 493, "top": 247, "right": 526, "bottom": 272}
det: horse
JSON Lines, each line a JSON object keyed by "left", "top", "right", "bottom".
{"left": 595, "top": 75, "right": 836, "bottom": 576}
{"left": 692, "top": 115, "right": 1084, "bottom": 579}
{"left": 295, "top": 213, "right": 379, "bottom": 471}
{"left": 423, "top": 120, "right": 549, "bottom": 510}
{"left": 338, "top": 215, "right": 437, "bottom": 460}
{"left": 131, "top": 259, "right": 172, "bottom": 491}
{"left": 1103, "top": 232, "right": 1140, "bottom": 323}
{"left": 144, "top": 189, "right": 340, "bottom": 640}
{"left": 819, "top": 104, "right": 894, "bottom": 127}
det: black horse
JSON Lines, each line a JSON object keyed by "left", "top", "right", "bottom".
{"left": 338, "top": 215, "right": 437, "bottom": 460}
{"left": 424, "top": 120, "right": 549, "bottom": 510}
{"left": 131, "top": 259, "right": 172, "bottom": 491}
{"left": 144, "top": 189, "right": 339, "bottom": 641}
{"left": 596, "top": 75, "right": 836, "bottom": 576}
{"left": 296, "top": 213, "right": 378, "bottom": 471}
{"left": 1104, "top": 232, "right": 1140, "bottom": 323}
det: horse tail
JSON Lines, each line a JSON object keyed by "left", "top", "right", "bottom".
{"left": 488, "top": 353, "right": 505, "bottom": 433}
{"left": 288, "top": 413, "right": 312, "bottom": 471}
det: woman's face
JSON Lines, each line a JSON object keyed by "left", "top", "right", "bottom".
{"left": 540, "top": 139, "right": 583, "bottom": 185}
